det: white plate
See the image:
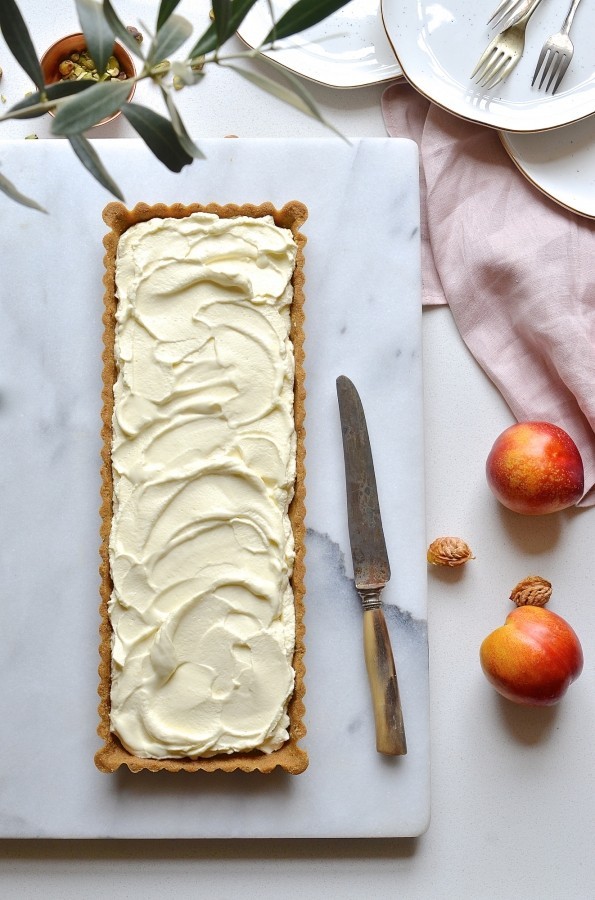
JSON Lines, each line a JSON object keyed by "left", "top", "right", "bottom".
{"left": 382, "top": 0, "right": 595, "bottom": 132}
{"left": 500, "top": 118, "right": 595, "bottom": 217}
{"left": 237, "top": 0, "right": 402, "bottom": 89}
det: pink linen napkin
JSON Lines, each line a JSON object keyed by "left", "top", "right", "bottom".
{"left": 382, "top": 82, "right": 595, "bottom": 507}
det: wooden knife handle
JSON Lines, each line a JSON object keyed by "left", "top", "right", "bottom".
{"left": 363, "top": 606, "right": 407, "bottom": 756}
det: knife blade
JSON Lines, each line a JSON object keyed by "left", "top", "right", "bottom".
{"left": 336, "top": 375, "right": 407, "bottom": 756}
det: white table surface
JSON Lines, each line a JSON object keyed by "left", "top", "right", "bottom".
{"left": 1, "top": 2, "right": 594, "bottom": 898}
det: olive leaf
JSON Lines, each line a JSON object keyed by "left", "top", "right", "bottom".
{"left": 103, "top": 0, "right": 146, "bottom": 59}
{"left": 189, "top": 0, "right": 260, "bottom": 57}
{"left": 0, "top": 170, "right": 46, "bottom": 212}
{"left": 157, "top": 0, "right": 184, "bottom": 31}
{"left": 0, "top": 81, "right": 94, "bottom": 121}
{"left": 121, "top": 103, "right": 194, "bottom": 172}
{"left": 225, "top": 60, "right": 345, "bottom": 139}
{"left": 160, "top": 87, "right": 205, "bottom": 159}
{"left": 0, "top": 0, "right": 44, "bottom": 89}
{"left": 264, "top": 0, "right": 348, "bottom": 42}
{"left": 212, "top": 0, "right": 232, "bottom": 46}
{"left": 0, "top": 0, "right": 347, "bottom": 211}
{"left": 51, "top": 79, "right": 132, "bottom": 134}
{"left": 75, "top": 0, "right": 117, "bottom": 75}
{"left": 148, "top": 14, "right": 193, "bottom": 65}
{"left": 68, "top": 135, "right": 124, "bottom": 200}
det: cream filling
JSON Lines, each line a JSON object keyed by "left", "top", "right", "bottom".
{"left": 108, "top": 212, "right": 298, "bottom": 758}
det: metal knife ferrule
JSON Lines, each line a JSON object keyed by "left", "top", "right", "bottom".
{"left": 358, "top": 589, "right": 384, "bottom": 611}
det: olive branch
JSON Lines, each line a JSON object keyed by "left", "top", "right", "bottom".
{"left": 0, "top": 0, "right": 347, "bottom": 210}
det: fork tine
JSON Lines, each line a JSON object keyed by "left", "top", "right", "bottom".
{"left": 531, "top": 44, "right": 550, "bottom": 86}
{"left": 488, "top": 0, "right": 523, "bottom": 27}
{"left": 470, "top": 42, "right": 498, "bottom": 80}
{"left": 489, "top": 53, "right": 519, "bottom": 87}
{"left": 478, "top": 50, "right": 507, "bottom": 86}
{"left": 550, "top": 53, "right": 570, "bottom": 93}
{"left": 482, "top": 53, "right": 512, "bottom": 88}
{"left": 473, "top": 49, "right": 501, "bottom": 85}
{"left": 551, "top": 64, "right": 570, "bottom": 94}
{"left": 536, "top": 48, "right": 555, "bottom": 88}
{"left": 544, "top": 52, "right": 562, "bottom": 91}
{"left": 488, "top": 0, "right": 516, "bottom": 26}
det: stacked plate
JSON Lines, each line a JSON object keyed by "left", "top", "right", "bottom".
{"left": 237, "top": 0, "right": 403, "bottom": 88}
{"left": 380, "top": 0, "right": 595, "bottom": 218}
{"left": 238, "top": 1, "right": 595, "bottom": 218}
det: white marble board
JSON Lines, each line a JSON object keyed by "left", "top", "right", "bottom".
{"left": 0, "top": 138, "right": 428, "bottom": 838}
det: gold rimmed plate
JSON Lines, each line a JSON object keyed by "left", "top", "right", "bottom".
{"left": 381, "top": 0, "right": 595, "bottom": 132}
{"left": 237, "top": 0, "right": 402, "bottom": 89}
{"left": 500, "top": 119, "right": 595, "bottom": 218}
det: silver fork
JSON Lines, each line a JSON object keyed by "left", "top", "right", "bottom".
{"left": 532, "top": 0, "right": 583, "bottom": 93}
{"left": 471, "top": 0, "right": 542, "bottom": 89}
{"left": 488, "top": 0, "right": 545, "bottom": 31}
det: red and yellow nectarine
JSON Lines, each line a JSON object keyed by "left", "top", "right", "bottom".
{"left": 486, "top": 421, "right": 584, "bottom": 515}
{"left": 480, "top": 606, "right": 583, "bottom": 706}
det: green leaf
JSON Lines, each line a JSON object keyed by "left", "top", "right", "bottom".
{"left": 226, "top": 61, "right": 345, "bottom": 139}
{"left": 212, "top": 0, "right": 231, "bottom": 46}
{"left": 0, "top": 81, "right": 95, "bottom": 121}
{"left": 121, "top": 102, "right": 194, "bottom": 172}
{"left": 160, "top": 86, "right": 205, "bottom": 159}
{"left": 188, "top": 23, "right": 217, "bottom": 58}
{"left": 157, "top": 0, "right": 184, "bottom": 31}
{"left": 0, "top": 99, "right": 54, "bottom": 121}
{"left": 68, "top": 135, "right": 124, "bottom": 199}
{"left": 149, "top": 14, "right": 193, "bottom": 64}
{"left": 189, "top": 0, "right": 259, "bottom": 56}
{"left": 75, "top": 0, "right": 116, "bottom": 74}
{"left": 51, "top": 79, "right": 132, "bottom": 134}
{"left": 103, "top": 0, "right": 146, "bottom": 59}
{"left": 264, "top": 0, "right": 348, "bottom": 42}
{"left": 0, "top": 170, "right": 46, "bottom": 212}
{"left": 0, "top": 0, "right": 44, "bottom": 89}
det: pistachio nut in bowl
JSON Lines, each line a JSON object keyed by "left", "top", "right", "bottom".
{"left": 40, "top": 32, "right": 136, "bottom": 126}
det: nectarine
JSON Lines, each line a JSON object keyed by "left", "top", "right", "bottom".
{"left": 480, "top": 606, "right": 583, "bottom": 706}
{"left": 486, "top": 421, "right": 583, "bottom": 515}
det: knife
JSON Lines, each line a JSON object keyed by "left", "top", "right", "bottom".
{"left": 336, "top": 375, "right": 407, "bottom": 756}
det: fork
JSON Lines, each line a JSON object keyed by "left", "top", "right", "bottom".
{"left": 471, "top": 0, "right": 542, "bottom": 89}
{"left": 487, "top": 0, "right": 545, "bottom": 31}
{"left": 531, "top": 0, "right": 583, "bottom": 93}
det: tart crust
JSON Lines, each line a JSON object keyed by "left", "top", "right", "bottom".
{"left": 95, "top": 201, "right": 308, "bottom": 774}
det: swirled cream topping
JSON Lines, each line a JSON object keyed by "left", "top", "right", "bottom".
{"left": 108, "top": 212, "right": 298, "bottom": 758}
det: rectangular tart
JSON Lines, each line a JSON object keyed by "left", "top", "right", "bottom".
{"left": 95, "top": 201, "right": 307, "bottom": 774}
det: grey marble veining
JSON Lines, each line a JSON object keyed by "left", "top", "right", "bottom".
{"left": 0, "top": 138, "right": 428, "bottom": 837}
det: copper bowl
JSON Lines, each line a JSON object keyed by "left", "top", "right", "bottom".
{"left": 40, "top": 32, "right": 136, "bottom": 126}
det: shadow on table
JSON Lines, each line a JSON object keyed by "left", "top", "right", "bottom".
{"left": 496, "top": 502, "right": 589, "bottom": 554}
{"left": 0, "top": 835, "right": 420, "bottom": 860}
{"left": 495, "top": 694, "right": 559, "bottom": 745}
